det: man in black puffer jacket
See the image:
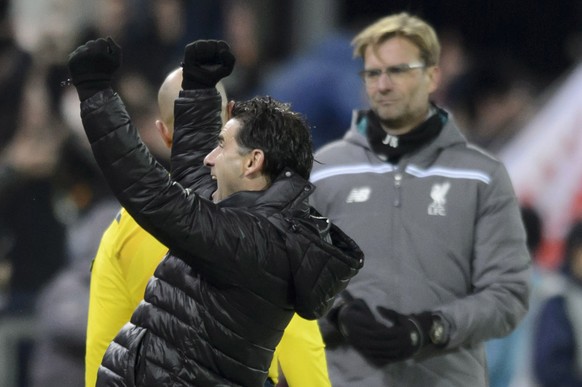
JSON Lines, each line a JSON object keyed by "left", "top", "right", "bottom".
{"left": 67, "top": 38, "right": 364, "bottom": 387}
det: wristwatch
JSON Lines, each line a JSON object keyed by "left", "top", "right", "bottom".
{"left": 429, "top": 316, "right": 447, "bottom": 346}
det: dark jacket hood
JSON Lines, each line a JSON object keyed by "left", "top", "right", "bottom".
{"left": 221, "top": 167, "right": 364, "bottom": 320}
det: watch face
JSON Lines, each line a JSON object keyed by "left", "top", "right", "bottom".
{"left": 431, "top": 321, "right": 445, "bottom": 344}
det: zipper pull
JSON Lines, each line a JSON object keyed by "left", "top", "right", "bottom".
{"left": 393, "top": 172, "right": 402, "bottom": 207}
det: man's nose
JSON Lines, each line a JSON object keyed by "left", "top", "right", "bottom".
{"left": 204, "top": 147, "right": 217, "bottom": 166}
{"left": 377, "top": 72, "right": 395, "bottom": 90}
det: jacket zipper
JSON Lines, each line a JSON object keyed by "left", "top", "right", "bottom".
{"left": 393, "top": 169, "right": 402, "bottom": 207}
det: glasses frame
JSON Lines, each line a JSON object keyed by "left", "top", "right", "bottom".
{"left": 359, "top": 62, "right": 426, "bottom": 85}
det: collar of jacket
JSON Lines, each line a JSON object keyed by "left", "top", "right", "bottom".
{"left": 345, "top": 105, "right": 467, "bottom": 168}
{"left": 218, "top": 168, "right": 313, "bottom": 216}
{"left": 364, "top": 105, "right": 446, "bottom": 163}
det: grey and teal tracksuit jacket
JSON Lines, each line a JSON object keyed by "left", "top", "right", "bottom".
{"left": 310, "top": 109, "right": 531, "bottom": 387}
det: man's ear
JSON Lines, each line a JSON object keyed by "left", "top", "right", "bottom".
{"left": 155, "top": 119, "right": 173, "bottom": 149}
{"left": 427, "top": 65, "right": 441, "bottom": 95}
{"left": 226, "top": 100, "right": 235, "bottom": 121}
{"left": 243, "top": 149, "right": 265, "bottom": 177}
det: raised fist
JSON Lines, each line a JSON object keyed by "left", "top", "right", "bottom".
{"left": 181, "top": 40, "right": 235, "bottom": 90}
{"left": 67, "top": 37, "right": 122, "bottom": 100}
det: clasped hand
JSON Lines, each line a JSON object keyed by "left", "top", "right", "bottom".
{"left": 336, "top": 299, "right": 433, "bottom": 367}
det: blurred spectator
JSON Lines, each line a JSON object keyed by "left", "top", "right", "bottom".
{"left": 485, "top": 205, "right": 545, "bottom": 387}
{"left": 28, "top": 136, "right": 118, "bottom": 387}
{"left": 0, "top": 53, "right": 74, "bottom": 382}
{"left": 506, "top": 205, "right": 566, "bottom": 387}
{"left": 183, "top": 0, "right": 224, "bottom": 42}
{"left": 220, "top": 0, "right": 262, "bottom": 100}
{"left": 135, "top": 0, "right": 189, "bottom": 87}
{"left": 1, "top": 1, "right": 224, "bottom": 384}
{"left": 103, "top": 0, "right": 191, "bottom": 88}
{"left": 75, "top": 0, "right": 139, "bottom": 52}
{"left": 256, "top": 30, "right": 367, "bottom": 150}
{"left": 429, "top": 27, "right": 471, "bottom": 107}
{"left": 0, "top": 54, "right": 68, "bottom": 315}
{"left": 254, "top": 1, "right": 378, "bottom": 150}
{"left": 0, "top": 0, "right": 31, "bottom": 151}
{"left": 11, "top": 0, "right": 92, "bottom": 118}
{"left": 533, "top": 219, "right": 582, "bottom": 387}
{"left": 445, "top": 52, "right": 538, "bottom": 154}
{"left": 75, "top": 0, "right": 148, "bottom": 85}
{"left": 222, "top": 0, "right": 292, "bottom": 100}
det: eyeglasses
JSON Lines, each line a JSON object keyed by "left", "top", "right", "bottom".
{"left": 359, "top": 62, "right": 426, "bottom": 85}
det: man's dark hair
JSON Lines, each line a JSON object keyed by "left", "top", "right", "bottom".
{"left": 231, "top": 96, "right": 314, "bottom": 182}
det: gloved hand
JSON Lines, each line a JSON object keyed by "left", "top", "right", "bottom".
{"left": 375, "top": 307, "right": 434, "bottom": 362}
{"left": 67, "top": 37, "right": 122, "bottom": 101}
{"left": 336, "top": 299, "right": 434, "bottom": 367}
{"left": 181, "top": 40, "right": 235, "bottom": 90}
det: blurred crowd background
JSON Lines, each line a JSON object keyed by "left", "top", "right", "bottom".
{"left": 1, "top": 0, "right": 582, "bottom": 386}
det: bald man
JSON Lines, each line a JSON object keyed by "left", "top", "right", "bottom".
{"left": 85, "top": 69, "right": 331, "bottom": 387}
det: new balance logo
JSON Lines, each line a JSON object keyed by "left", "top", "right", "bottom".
{"left": 428, "top": 182, "right": 450, "bottom": 216}
{"left": 346, "top": 187, "right": 371, "bottom": 203}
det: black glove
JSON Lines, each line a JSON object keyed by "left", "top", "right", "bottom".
{"left": 336, "top": 299, "right": 434, "bottom": 367}
{"left": 67, "top": 37, "right": 121, "bottom": 101}
{"left": 375, "top": 307, "right": 434, "bottom": 362}
{"left": 181, "top": 40, "right": 235, "bottom": 90}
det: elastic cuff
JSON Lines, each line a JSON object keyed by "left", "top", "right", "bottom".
{"left": 181, "top": 78, "right": 213, "bottom": 90}
{"left": 75, "top": 80, "right": 111, "bottom": 101}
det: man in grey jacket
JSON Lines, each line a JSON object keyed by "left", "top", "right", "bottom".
{"left": 311, "top": 12, "right": 531, "bottom": 387}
